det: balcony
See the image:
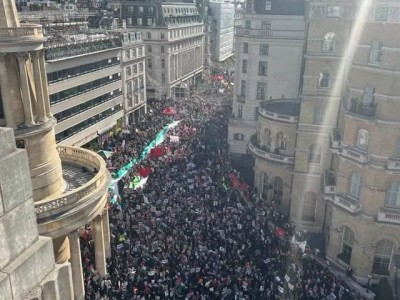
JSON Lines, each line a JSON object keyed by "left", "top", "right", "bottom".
{"left": 377, "top": 207, "right": 400, "bottom": 224}
{"left": 332, "top": 194, "right": 361, "bottom": 214}
{"left": 341, "top": 144, "right": 369, "bottom": 164}
{"left": 248, "top": 135, "right": 294, "bottom": 164}
{"left": 235, "top": 27, "right": 304, "bottom": 40}
{"left": 386, "top": 158, "right": 400, "bottom": 171}
{"left": 346, "top": 98, "right": 376, "bottom": 119}
{"left": 35, "top": 146, "right": 111, "bottom": 238}
{"left": 259, "top": 100, "right": 300, "bottom": 123}
{"left": 323, "top": 170, "right": 337, "bottom": 194}
{"left": 0, "top": 24, "right": 45, "bottom": 51}
{"left": 330, "top": 128, "right": 341, "bottom": 149}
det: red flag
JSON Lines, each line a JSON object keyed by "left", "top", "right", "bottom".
{"left": 150, "top": 147, "right": 164, "bottom": 158}
{"left": 275, "top": 227, "right": 285, "bottom": 238}
{"left": 138, "top": 167, "right": 151, "bottom": 178}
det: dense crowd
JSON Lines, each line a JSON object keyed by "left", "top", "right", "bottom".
{"left": 81, "top": 85, "right": 361, "bottom": 299}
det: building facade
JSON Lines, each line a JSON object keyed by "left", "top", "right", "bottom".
{"left": 233, "top": 2, "right": 243, "bottom": 52}
{"left": 45, "top": 34, "right": 125, "bottom": 146}
{"left": 111, "top": 30, "right": 147, "bottom": 126}
{"left": 298, "top": 0, "right": 400, "bottom": 281}
{"left": 240, "top": 0, "right": 400, "bottom": 282}
{"left": 110, "top": 0, "right": 205, "bottom": 99}
{"left": 0, "top": 2, "right": 111, "bottom": 299}
{"left": 209, "top": 0, "right": 235, "bottom": 62}
{"left": 228, "top": 0, "right": 306, "bottom": 166}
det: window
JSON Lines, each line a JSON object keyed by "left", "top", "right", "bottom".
{"left": 125, "top": 50, "right": 130, "bottom": 59}
{"left": 349, "top": 172, "right": 362, "bottom": 200}
{"left": 238, "top": 105, "right": 243, "bottom": 118}
{"left": 276, "top": 132, "right": 286, "bottom": 150}
{"left": 128, "top": 6, "right": 133, "bottom": 12}
{"left": 376, "top": 6, "right": 389, "bottom": 21}
{"left": 313, "top": 106, "right": 325, "bottom": 125}
{"left": 258, "top": 61, "right": 268, "bottom": 76}
{"left": 243, "top": 42, "right": 248, "bottom": 53}
{"left": 127, "top": 18, "right": 132, "bottom": 25}
{"left": 309, "top": 144, "right": 322, "bottom": 164}
{"left": 340, "top": 227, "right": 354, "bottom": 265}
{"left": 245, "top": 20, "right": 251, "bottom": 29}
{"left": 370, "top": 39, "right": 382, "bottom": 64}
{"left": 363, "top": 85, "right": 375, "bottom": 105}
{"left": 261, "top": 21, "right": 271, "bottom": 30}
{"left": 373, "top": 240, "right": 394, "bottom": 275}
{"left": 162, "top": 74, "right": 165, "bottom": 83}
{"left": 256, "top": 82, "right": 267, "bottom": 100}
{"left": 319, "top": 72, "right": 330, "bottom": 88}
{"left": 147, "top": 32, "right": 151, "bottom": 39}
{"left": 148, "top": 7, "right": 154, "bottom": 13}
{"left": 234, "top": 133, "right": 244, "bottom": 140}
{"left": 327, "top": 5, "right": 340, "bottom": 17}
{"left": 126, "top": 66, "right": 132, "bottom": 77}
{"left": 265, "top": 0, "right": 272, "bottom": 10}
{"left": 395, "top": 138, "right": 400, "bottom": 157}
{"left": 161, "top": 58, "right": 165, "bottom": 69}
{"left": 139, "top": 6, "right": 143, "bottom": 12}
{"left": 137, "top": 18, "right": 142, "bottom": 26}
{"left": 160, "top": 33, "right": 165, "bottom": 39}
{"left": 356, "top": 129, "right": 369, "bottom": 150}
{"left": 240, "top": 80, "right": 246, "bottom": 96}
{"left": 147, "top": 45, "right": 152, "bottom": 53}
{"left": 386, "top": 182, "right": 400, "bottom": 207}
{"left": 259, "top": 44, "right": 269, "bottom": 56}
{"left": 148, "top": 18, "right": 153, "bottom": 26}
{"left": 242, "top": 59, "right": 247, "bottom": 74}
{"left": 301, "top": 192, "right": 317, "bottom": 222}
{"left": 148, "top": 58, "right": 152, "bottom": 68}
{"left": 161, "top": 46, "right": 165, "bottom": 53}
{"left": 323, "top": 32, "right": 335, "bottom": 52}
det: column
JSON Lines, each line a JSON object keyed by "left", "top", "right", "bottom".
{"left": 92, "top": 215, "right": 107, "bottom": 277}
{"left": 102, "top": 208, "right": 111, "bottom": 258}
{"left": 30, "top": 51, "right": 46, "bottom": 122}
{"left": 17, "top": 53, "right": 35, "bottom": 125}
{"left": 38, "top": 49, "right": 52, "bottom": 118}
{"left": 68, "top": 231, "right": 85, "bottom": 300}
{"left": 0, "top": 53, "right": 15, "bottom": 127}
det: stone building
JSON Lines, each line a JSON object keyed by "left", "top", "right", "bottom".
{"left": 109, "top": 0, "right": 205, "bottom": 99}
{"left": 209, "top": 0, "right": 235, "bottom": 62}
{"left": 242, "top": 0, "right": 400, "bottom": 282}
{"left": 228, "top": 0, "right": 306, "bottom": 175}
{"left": 233, "top": 1, "right": 243, "bottom": 52}
{"left": 0, "top": 2, "right": 111, "bottom": 298}
{"left": 110, "top": 30, "right": 147, "bottom": 126}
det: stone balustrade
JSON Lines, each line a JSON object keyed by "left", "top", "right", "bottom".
{"left": 0, "top": 24, "right": 43, "bottom": 39}
{"left": 377, "top": 207, "right": 400, "bottom": 224}
{"left": 248, "top": 138, "right": 294, "bottom": 164}
{"left": 333, "top": 194, "right": 361, "bottom": 214}
{"left": 340, "top": 144, "right": 369, "bottom": 164}
{"left": 259, "top": 107, "right": 298, "bottom": 123}
{"left": 34, "top": 146, "right": 108, "bottom": 219}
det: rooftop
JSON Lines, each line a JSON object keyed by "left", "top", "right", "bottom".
{"left": 260, "top": 99, "right": 300, "bottom": 116}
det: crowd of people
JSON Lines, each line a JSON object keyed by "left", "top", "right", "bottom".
{"left": 80, "top": 87, "right": 361, "bottom": 299}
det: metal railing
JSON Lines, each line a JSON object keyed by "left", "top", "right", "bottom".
{"left": 348, "top": 98, "right": 376, "bottom": 118}
{"left": 333, "top": 194, "right": 361, "bottom": 213}
{"left": 34, "top": 146, "right": 109, "bottom": 218}
{"left": 248, "top": 135, "right": 294, "bottom": 164}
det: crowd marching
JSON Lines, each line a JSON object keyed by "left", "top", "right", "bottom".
{"left": 80, "top": 76, "right": 362, "bottom": 299}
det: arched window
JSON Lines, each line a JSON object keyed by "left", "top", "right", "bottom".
{"left": 356, "top": 129, "right": 369, "bottom": 150}
{"left": 394, "top": 138, "right": 400, "bottom": 158}
{"left": 339, "top": 226, "right": 355, "bottom": 265}
{"left": 233, "top": 133, "right": 244, "bottom": 140}
{"left": 386, "top": 182, "right": 400, "bottom": 208}
{"left": 349, "top": 172, "right": 362, "bottom": 200}
{"left": 263, "top": 128, "right": 272, "bottom": 147}
{"left": 276, "top": 132, "right": 286, "bottom": 150}
{"left": 301, "top": 192, "right": 317, "bottom": 222}
{"left": 372, "top": 239, "right": 394, "bottom": 275}
{"left": 363, "top": 85, "right": 375, "bottom": 106}
{"left": 323, "top": 32, "right": 335, "bottom": 52}
{"left": 370, "top": 39, "right": 383, "bottom": 64}
{"left": 309, "top": 144, "right": 322, "bottom": 164}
